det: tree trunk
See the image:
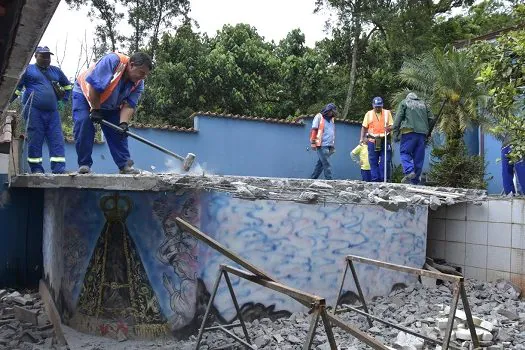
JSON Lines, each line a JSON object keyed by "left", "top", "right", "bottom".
{"left": 342, "top": 21, "right": 361, "bottom": 119}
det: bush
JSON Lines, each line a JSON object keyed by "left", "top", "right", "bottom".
{"left": 428, "top": 136, "right": 487, "bottom": 189}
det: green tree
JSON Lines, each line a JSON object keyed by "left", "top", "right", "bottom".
{"left": 396, "top": 48, "right": 488, "bottom": 188}
{"left": 473, "top": 4, "right": 525, "bottom": 162}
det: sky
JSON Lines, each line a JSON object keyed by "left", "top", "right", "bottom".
{"left": 38, "top": 0, "right": 334, "bottom": 78}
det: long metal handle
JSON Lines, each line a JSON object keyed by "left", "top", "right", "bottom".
{"left": 99, "top": 119, "right": 185, "bottom": 162}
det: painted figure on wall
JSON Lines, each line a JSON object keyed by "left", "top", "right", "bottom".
{"left": 154, "top": 195, "right": 199, "bottom": 332}
{"left": 74, "top": 193, "right": 169, "bottom": 338}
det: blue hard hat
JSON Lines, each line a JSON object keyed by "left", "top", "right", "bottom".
{"left": 321, "top": 103, "right": 337, "bottom": 114}
{"left": 372, "top": 96, "right": 383, "bottom": 107}
{"left": 35, "top": 46, "right": 54, "bottom": 55}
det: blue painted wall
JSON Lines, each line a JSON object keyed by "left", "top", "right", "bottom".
{"left": 30, "top": 114, "right": 498, "bottom": 191}
{"left": 0, "top": 174, "right": 44, "bottom": 288}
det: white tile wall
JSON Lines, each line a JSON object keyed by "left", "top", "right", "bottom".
{"left": 467, "top": 202, "right": 489, "bottom": 222}
{"left": 428, "top": 219, "right": 446, "bottom": 241}
{"left": 466, "top": 221, "right": 488, "bottom": 245}
{"left": 427, "top": 240, "right": 445, "bottom": 260}
{"left": 445, "top": 242, "right": 465, "bottom": 266}
{"left": 487, "top": 269, "right": 511, "bottom": 282}
{"left": 464, "top": 266, "right": 487, "bottom": 281}
{"left": 511, "top": 249, "right": 524, "bottom": 274}
{"left": 446, "top": 220, "right": 466, "bottom": 243}
{"left": 487, "top": 223, "right": 512, "bottom": 247}
{"left": 488, "top": 200, "right": 512, "bottom": 223}
{"left": 486, "top": 247, "right": 511, "bottom": 272}
{"left": 433, "top": 206, "right": 447, "bottom": 219}
{"left": 511, "top": 224, "right": 525, "bottom": 249}
{"left": 512, "top": 199, "right": 525, "bottom": 224}
{"left": 447, "top": 203, "right": 466, "bottom": 220}
{"left": 465, "top": 244, "right": 487, "bottom": 268}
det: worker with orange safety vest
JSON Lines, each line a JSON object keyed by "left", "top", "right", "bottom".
{"left": 360, "top": 97, "right": 394, "bottom": 182}
{"left": 72, "top": 52, "right": 152, "bottom": 174}
{"left": 310, "top": 103, "right": 337, "bottom": 180}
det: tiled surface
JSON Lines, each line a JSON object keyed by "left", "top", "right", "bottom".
{"left": 467, "top": 202, "right": 489, "bottom": 222}
{"left": 447, "top": 203, "right": 466, "bottom": 220}
{"left": 486, "top": 247, "right": 511, "bottom": 272}
{"left": 488, "top": 200, "right": 512, "bottom": 223}
{"left": 466, "top": 221, "right": 488, "bottom": 245}
{"left": 433, "top": 206, "right": 447, "bottom": 219}
{"left": 445, "top": 242, "right": 465, "bottom": 266}
{"left": 511, "top": 199, "right": 525, "bottom": 224}
{"left": 464, "top": 266, "right": 487, "bottom": 281}
{"left": 487, "top": 269, "right": 511, "bottom": 282}
{"left": 487, "top": 223, "right": 512, "bottom": 247}
{"left": 465, "top": 244, "right": 487, "bottom": 268}
{"left": 511, "top": 249, "right": 524, "bottom": 274}
{"left": 428, "top": 219, "right": 446, "bottom": 241}
{"left": 427, "top": 239, "right": 445, "bottom": 260}
{"left": 512, "top": 224, "right": 525, "bottom": 249}
{"left": 446, "top": 220, "right": 466, "bottom": 243}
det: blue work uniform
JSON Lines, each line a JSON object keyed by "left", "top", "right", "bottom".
{"left": 11, "top": 64, "right": 72, "bottom": 173}
{"left": 501, "top": 135, "right": 525, "bottom": 195}
{"left": 72, "top": 53, "right": 144, "bottom": 170}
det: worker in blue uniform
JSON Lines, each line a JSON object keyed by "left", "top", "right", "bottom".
{"left": 73, "top": 52, "right": 152, "bottom": 174}
{"left": 10, "top": 46, "right": 72, "bottom": 174}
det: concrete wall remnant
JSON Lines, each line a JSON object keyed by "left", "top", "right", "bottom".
{"left": 42, "top": 184, "right": 429, "bottom": 339}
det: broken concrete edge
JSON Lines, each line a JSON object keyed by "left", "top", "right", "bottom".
{"left": 8, "top": 173, "right": 488, "bottom": 211}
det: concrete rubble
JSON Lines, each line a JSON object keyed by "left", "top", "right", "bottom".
{"left": 0, "top": 289, "right": 60, "bottom": 350}
{"left": 43, "top": 279, "right": 524, "bottom": 350}
{"left": 12, "top": 174, "right": 488, "bottom": 211}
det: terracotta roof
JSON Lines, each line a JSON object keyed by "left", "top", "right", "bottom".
{"left": 128, "top": 122, "right": 196, "bottom": 133}
{"left": 296, "top": 115, "right": 362, "bottom": 125}
{"left": 453, "top": 23, "right": 525, "bottom": 49}
{"left": 190, "top": 111, "right": 304, "bottom": 126}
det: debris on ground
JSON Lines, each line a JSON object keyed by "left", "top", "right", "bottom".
{"left": 0, "top": 288, "right": 59, "bottom": 350}
{"left": 34, "top": 279, "right": 524, "bottom": 350}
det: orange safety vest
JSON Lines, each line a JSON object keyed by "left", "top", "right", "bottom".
{"left": 77, "top": 52, "right": 141, "bottom": 108}
{"left": 312, "top": 114, "right": 335, "bottom": 147}
{"left": 365, "top": 109, "right": 392, "bottom": 137}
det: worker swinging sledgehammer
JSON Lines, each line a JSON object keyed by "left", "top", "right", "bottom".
{"left": 72, "top": 52, "right": 152, "bottom": 174}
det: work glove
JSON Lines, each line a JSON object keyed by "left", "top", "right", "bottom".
{"left": 118, "top": 122, "right": 129, "bottom": 136}
{"left": 89, "top": 109, "right": 103, "bottom": 124}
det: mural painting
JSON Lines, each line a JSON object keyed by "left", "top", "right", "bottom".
{"left": 43, "top": 189, "right": 428, "bottom": 339}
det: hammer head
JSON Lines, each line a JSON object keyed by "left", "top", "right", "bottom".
{"left": 182, "top": 153, "right": 196, "bottom": 171}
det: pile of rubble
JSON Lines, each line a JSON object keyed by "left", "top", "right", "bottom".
{"left": 193, "top": 279, "right": 524, "bottom": 350}
{"left": 60, "top": 279, "right": 524, "bottom": 350}
{"left": 0, "top": 289, "right": 59, "bottom": 350}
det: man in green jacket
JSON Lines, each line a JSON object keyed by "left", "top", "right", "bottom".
{"left": 393, "top": 92, "right": 435, "bottom": 184}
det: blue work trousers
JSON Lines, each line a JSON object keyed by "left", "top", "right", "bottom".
{"left": 72, "top": 92, "right": 130, "bottom": 169}
{"left": 367, "top": 141, "right": 392, "bottom": 182}
{"left": 24, "top": 107, "right": 66, "bottom": 173}
{"left": 400, "top": 132, "right": 426, "bottom": 185}
{"left": 311, "top": 146, "right": 333, "bottom": 180}
{"left": 501, "top": 145, "right": 525, "bottom": 195}
{"left": 361, "top": 169, "right": 372, "bottom": 182}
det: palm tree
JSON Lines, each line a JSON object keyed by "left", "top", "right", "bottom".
{"left": 393, "top": 48, "right": 489, "bottom": 188}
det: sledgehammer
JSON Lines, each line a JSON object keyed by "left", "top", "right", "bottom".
{"left": 99, "top": 119, "right": 196, "bottom": 171}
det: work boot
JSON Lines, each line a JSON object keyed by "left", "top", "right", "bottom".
{"left": 78, "top": 165, "right": 91, "bottom": 174}
{"left": 119, "top": 160, "right": 141, "bottom": 175}
{"left": 401, "top": 172, "right": 416, "bottom": 184}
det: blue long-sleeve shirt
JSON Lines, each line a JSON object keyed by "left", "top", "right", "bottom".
{"left": 12, "top": 64, "right": 72, "bottom": 111}
{"left": 73, "top": 53, "right": 144, "bottom": 110}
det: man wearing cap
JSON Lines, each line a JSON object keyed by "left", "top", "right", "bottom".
{"left": 360, "top": 97, "right": 393, "bottom": 182}
{"left": 10, "top": 46, "right": 72, "bottom": 174}
{"left": 310, "top": 103, "right": 337, "bottom": 180}
{"left": 72, "top": 52, "right": 152, "bottom": 174}
{"left": 392, "top": 92, "right": 434, "bottom": 184}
